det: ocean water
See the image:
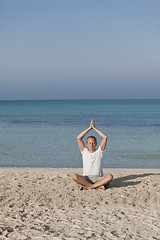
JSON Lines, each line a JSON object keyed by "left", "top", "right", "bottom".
{"left": 0, "top": 99, "right": 160, "bottom": 168}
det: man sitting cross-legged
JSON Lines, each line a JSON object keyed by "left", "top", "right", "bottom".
{"left": 72, "top": 119, "right": 113, "bottom": 190}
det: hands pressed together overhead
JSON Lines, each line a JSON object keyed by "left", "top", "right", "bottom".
{"left": 90, "top": 119, "right": 95, "bottom": 129}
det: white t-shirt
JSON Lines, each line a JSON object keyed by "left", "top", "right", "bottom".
{"left": 81, "top": 146, "right": 104, "bottom": 177}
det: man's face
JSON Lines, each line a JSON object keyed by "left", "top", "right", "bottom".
{"left": 87, "top": 137, "right": 97, "bottom": 152}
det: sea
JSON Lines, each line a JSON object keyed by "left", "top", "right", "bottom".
{"left": 0, "top": 99, "right": 160, "bottom": 169}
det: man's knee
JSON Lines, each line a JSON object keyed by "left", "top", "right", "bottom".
{"left": 105, "top": 174, "right": 113, "bottom": 182}
{"left": 72, "top": 173, "right": 79, "bottom": 182}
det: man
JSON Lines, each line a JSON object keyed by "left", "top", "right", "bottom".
{"left": 72, "top": 119, "right": 113, "bottom": 190}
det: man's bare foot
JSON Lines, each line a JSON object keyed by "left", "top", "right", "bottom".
{"left": 79, "top": 185, "right": 105, "bottom": 190}
{"left": 80, "top": 186, "right": 91, "bottom": 190}
{"left": 95, "top": 185, "right": 105, "bottom": 190}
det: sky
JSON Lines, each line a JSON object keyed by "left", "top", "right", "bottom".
{"left": 0, "top": 0, "right": 160, "bottom": 100}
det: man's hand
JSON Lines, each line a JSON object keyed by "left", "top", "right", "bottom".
{"left": 90, "top": 119, "right": 95, "bottom": 129}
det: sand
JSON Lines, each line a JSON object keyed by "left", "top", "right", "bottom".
{"left": 0, "top": 167, "right": 160, "bottom": 240}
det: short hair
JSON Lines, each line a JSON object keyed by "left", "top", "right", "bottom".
{"left": 87, "top": 136, "right": 97, "bottom": 143}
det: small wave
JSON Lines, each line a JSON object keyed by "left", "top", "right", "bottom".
{"left": 151, "top": 123, "right": 160, "bottom": 127}
{"left": 130, "top": 155, "right": 160, "bottom": 160}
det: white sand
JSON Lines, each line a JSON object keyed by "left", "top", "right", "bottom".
{"left": 0, "top": 168, "right": 160, "bottom": 240}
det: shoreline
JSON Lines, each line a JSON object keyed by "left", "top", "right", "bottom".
{"left": 0, "top": 167, "right": 159, "bottom": 174}
{"left": 0, "top": 167, "right": 159, "bottom": 239}
{"left": 0, "top": 166, "right": 159, "bottom": 170}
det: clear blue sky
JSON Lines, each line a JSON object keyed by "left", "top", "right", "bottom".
{"left": 0, "top": 0, "right": 160, "bottom": 99}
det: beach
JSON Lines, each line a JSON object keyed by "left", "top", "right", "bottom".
{"left": 0, "top": 168, "right": 159, "bottom": 239}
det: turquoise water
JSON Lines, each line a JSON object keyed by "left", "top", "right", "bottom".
{"left": 0, "top": 99, "right": 160, "bottom": 168}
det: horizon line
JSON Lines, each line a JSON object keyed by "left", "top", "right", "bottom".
{"left": 0, "top": 98, "right": 160, "bottom": 101}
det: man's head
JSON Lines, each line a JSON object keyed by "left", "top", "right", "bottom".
{"left": 87, "top": 136, "right": 97, "bottom": 152}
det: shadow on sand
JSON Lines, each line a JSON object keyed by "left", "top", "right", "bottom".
{"left": 108, "top": 173, "right": 160, "bottom": 188}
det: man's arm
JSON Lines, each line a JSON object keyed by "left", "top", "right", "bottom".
{"left": 91, "top": 119, "right": 107, "bottom": 151}
{"left": 77, "top": 125, "right": 92, "bottom": 152}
